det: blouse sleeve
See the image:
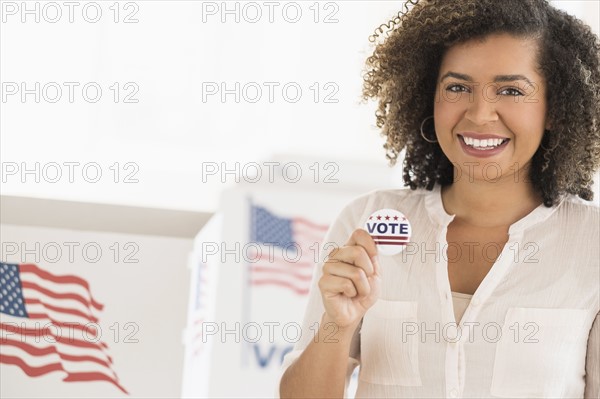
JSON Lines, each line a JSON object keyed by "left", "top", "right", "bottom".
{"left": 584, "top": 311, "right": 600, "bottom": 399}
{"left": 275, "top": 195, "right": 369, "bottom": 397}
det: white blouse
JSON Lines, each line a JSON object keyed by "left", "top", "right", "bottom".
{"left": 279, "top": 185, "right": 600, "bottom": 398}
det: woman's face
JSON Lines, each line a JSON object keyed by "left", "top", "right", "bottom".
{"left": 433, "top": 33, "right": 551, "bottom": 183}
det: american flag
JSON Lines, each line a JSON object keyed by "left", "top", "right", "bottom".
{"left": 0, "top": 262, "right": 128, "bottom": 394}
{"left": 248, "top": 205, "right": 329, "bottom": 295}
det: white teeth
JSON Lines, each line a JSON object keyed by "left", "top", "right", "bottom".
{"left": 462, "top": 136, "right": 506, "bottom": 149}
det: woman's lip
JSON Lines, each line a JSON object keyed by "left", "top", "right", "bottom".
{"left": 458, "top": 135, "right": 510, "bottom": 158}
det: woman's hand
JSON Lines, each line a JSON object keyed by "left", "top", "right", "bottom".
{"left": 318, "top": 229, "right": 381, "bottom": 331}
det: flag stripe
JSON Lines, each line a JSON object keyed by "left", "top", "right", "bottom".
{"left": 1, "top": 338, "right": 113, "bottom": 370}
{"left": 63, "top": 372, "right": 128, "bottom": 394}
{"left": 20, "top": 264, "right": 103, "bottom": 311}
{"left": 292, "top": 229, "right": 326, "bottom": 245}
{"left": 370, "top": 235, "right": 410, "bottom": 240}
{"left": 250, "top": 266, "right": 313, "bottom": 282}
{"left": 21, "top": 281, "right": 98, "bottom": 314}
{"left": 25, "top": 298, "right": 99, "bottom": 324}
{"left": 252, "top": 253, "right": 314, "bottom": 269}
{"left": 0, "top": 323, "right": 111, "bottom": 353}
{"left": 23, "top": 292, "right": 98, "bottom": 323}
{"left": 0, "top": 354, "right": 64, "bottom": 377}
{"left": 25, "top": 313, "right": 99, "bottom": 337}
{"left": 293, "top": 217, "right": 329, "bottom": 232}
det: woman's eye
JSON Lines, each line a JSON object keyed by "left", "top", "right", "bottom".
{"left": 446, "top": 84, "right": 468, "bottom": 93}
{"left": 500, "top": 87, "right": 524, "bottom": 96}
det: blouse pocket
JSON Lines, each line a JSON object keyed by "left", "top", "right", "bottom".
{"left": 359, "top": 300, "right": 422, "bottom": 386}
{"left": 490, "top": 307, "right": 587, "bottom": 398}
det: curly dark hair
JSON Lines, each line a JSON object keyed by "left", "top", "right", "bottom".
{"left": 362, "top": 0, "right": 600, "bottom": 206}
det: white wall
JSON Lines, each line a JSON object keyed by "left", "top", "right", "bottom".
{"left": 0, "top": 1, "right": 401, "bottom": 212}
{"left": 1, "top": 1, "right": 597, "bottom": 212}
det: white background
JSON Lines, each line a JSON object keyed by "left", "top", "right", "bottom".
{"left": 2, "top": 1, "right": 597, "bottom": 212}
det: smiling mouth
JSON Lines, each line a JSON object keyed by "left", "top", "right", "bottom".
{"left": 458, "top": 135, "right": 510, "bottom": 150}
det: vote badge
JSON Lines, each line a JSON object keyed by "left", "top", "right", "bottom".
{"left": 364, "top": 209, "right": 412, "bottom": 255}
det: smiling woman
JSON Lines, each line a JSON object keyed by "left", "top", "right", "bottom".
{"left": 362, "top": 0, "right": 600, "bottom": 208}
{"left": 434, "top": 34, "right": 550, "bottom": 179}
{"left": 278, "top": 1, "right": 600, "bottom": 398}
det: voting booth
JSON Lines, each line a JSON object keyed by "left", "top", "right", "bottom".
{"left": 180, "top": 158, "right": 401, "bottom": 397}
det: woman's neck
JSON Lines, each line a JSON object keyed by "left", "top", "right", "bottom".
{"left": 441, "top": 172, "right": 543, "bottom": 229}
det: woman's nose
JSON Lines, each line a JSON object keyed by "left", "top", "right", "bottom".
{"left": 465, "top": 84, "right": 500, "bottom": 125}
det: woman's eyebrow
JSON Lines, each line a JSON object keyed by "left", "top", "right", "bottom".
{"left": 440, "top": 72, "right": 472, "bottom": 81}
{"left": 493, "top": 75, "right": 535, "bottom": 87}
{"left": 440, "top": 71, "right": 534, "bottom": 87}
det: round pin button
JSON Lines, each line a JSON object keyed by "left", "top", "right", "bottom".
{"left": 364, "top": 209, "right": 412, "bottom": 256}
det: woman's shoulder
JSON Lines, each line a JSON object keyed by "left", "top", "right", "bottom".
{"left": 333, "top": 186, "right": 433, "bottom": 228}
{"left": 344, "top": 186, "right": 432, "bottom": 210}
{"left": 559, "top": 195, "right": 600, "bottom": 220}
{"left": 553, "top": 195, "right": 600, "bottom": 236}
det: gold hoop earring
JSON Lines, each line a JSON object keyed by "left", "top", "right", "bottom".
{"left": 420, "top": 115, "right": 438, "bottom": 143}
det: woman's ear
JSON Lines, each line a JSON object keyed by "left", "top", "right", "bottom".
{"left": 545, "top": 119, "right": 552, "bottom": 131}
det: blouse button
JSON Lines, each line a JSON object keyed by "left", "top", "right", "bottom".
{"left": 449, "top": 388, "right": 459, "bottom": 398}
